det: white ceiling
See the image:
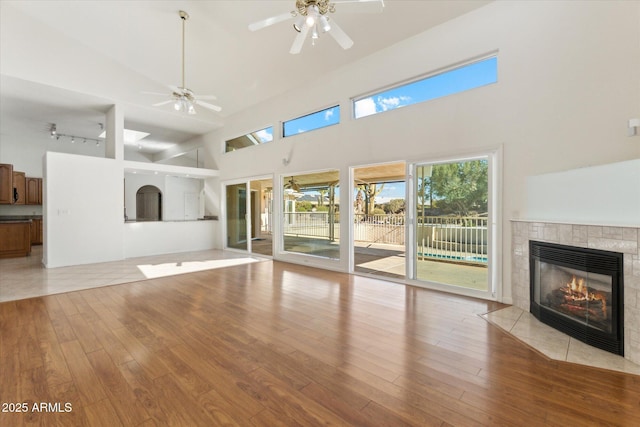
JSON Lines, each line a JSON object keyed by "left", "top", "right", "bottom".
{"left": 0, "top": 0, "right": 491, "bottom": 155}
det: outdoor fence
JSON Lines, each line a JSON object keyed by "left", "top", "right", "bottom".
{"left": 283, "top": 212, "right": 339, "bottom": 240}
{"left": 283, "top": 212, "right": 488, "bottom": 265}
{"left": 417, "top": 215, "right": 488, "bottom": 264}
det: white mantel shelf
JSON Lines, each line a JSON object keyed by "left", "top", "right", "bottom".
{"left": 510, "top": 218, "right": 640, "bottom": 229}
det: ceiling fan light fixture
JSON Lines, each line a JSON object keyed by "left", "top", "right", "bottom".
{"left": 311, "top": 26, "right": 319, "bottom": 39}
{"left": 293, "top": 16, "right": 305, "bottom": 32}
{"left": 187, "top": 103, "right": 196, "bottom": 115}
{"left": 319, "top": 15, "right": 331, "bottom": 32}
{"left": 305, "top": 5, "right": 318, "bottom": 27}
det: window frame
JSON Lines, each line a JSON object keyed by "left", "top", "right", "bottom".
{"left": 352, "top": 54, "right": 498, "bottom": 120}
{"left": 282, "top": 105, "right": 341, "bottom": 138}
{"left": 224, "top": 126, "right": 274, "bottom": 153}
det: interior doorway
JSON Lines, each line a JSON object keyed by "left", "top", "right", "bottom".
{"left": 136, "top": 185, "right": 162, "bottom": 221}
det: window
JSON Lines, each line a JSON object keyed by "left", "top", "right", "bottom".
{"left": 283, "top": 105, "right": 340, "bottom": 138}
{"left": 354, "top": 56, "right": 497, "bottom": 119}
{"left": 225, "top": 126, "right": 273, "bottom": 153}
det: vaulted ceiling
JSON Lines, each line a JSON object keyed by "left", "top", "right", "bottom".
{"left": 0, "top": 1, "right": 491, "bottom": 155}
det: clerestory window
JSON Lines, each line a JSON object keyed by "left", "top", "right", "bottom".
{"left": 354, "top": 56, "right": 498, "bottom": 119}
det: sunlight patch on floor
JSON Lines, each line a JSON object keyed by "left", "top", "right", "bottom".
{"left": 137, "top": 257, "right": 259, "bottom": 279}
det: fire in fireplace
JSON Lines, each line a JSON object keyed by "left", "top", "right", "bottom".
{"left": 530, "top": 241, "right": 623, "bottom": 355}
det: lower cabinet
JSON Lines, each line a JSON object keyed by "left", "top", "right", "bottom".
{"left": 0, "top": 222, "right": 32, "bottom": 258}
{"left": 31, "top": 218, "right": 43, "bottom": 245}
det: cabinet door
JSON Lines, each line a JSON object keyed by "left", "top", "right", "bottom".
{"left": 26, "top": 177, "right": 41, "bottom": 205}
{"left": 12, "top": 171, "right": 26, "bottom": 205}
{"left": 30, "top": 219, "right": 43, "bottom": 245}
{"left": 0, "top": 164, "right": 13, "bottom": 204}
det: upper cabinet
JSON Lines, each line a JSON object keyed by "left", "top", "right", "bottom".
{"left": 26, "top": 177, "right": 42, "bottom": 205}
{"left": 12, "top": 171, "right": 26, "bottom": 205}
{"left": 0, "top": 164, "right": 43, "bottom": 205}
{"left": 0, "top": 164, "right": 13, "bottom": 204}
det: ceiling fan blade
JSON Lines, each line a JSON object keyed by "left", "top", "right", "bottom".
{"left": 290, "top": 25, "right": 310, "bottom": 54}
{"left": 249, "top": 12, "right": 293, "bottom": 31}
{"left": 168, "top": 85, "right": 185, "bottom": 94}
{"left": 142, "top": 91, "right": 171, "bottom": 96}
{"left": 195, "top": 100, "right": 222, "bottom": 112}
{"left": 196, "top": 95, "right": 217, "bottom": 100}
{"left": 152, "top": 100, "right": 173, "bottom": 107}
{"left": 328, "top": 20, "right": 354, "bottom": 50}
{"left": 332, "top": 0, "right": 385, "bottom": 14}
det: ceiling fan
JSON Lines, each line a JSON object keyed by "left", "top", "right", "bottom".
{"left": 145, "top": 11, "right": 221, "bottom": 114}
{"left": 284, "top": 177, "right": 301, "bottom": 191}
{"left": 249, "top": 0, "right": 384, "bottom": 54}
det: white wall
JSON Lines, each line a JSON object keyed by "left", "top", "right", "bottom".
{"left": 164, "top": 176, "right": 202, "bottom": 220}
{"left": 124, "top": 220, "right": 215, "bottom": 258}
{"left": 202, "top": 1, "right": 640, "bottom": 302}
{"left": 527, "top": 159, "right": 640, "bottom": 226}
{"left": 44, "top": 151, "right": 123, "bottom": 267}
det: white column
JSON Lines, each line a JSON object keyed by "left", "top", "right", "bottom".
{"left": 105, "top": 105, "right": 124, "bottom": 160}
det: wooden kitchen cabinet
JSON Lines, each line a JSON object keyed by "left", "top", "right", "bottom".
{"left": 0, "top": 163, "right": 13, "bottom": 204}
{"left": 30, "top": 218, "right": 43, "bottom": 245}
{"left": 12, "top": 171, "right": 26, "bottom": 205}
{"left": 0, "top": 221, "right": 32, "bottom": 258}
{"left": 26, "top": 177, "right": 42, "bottom": 205}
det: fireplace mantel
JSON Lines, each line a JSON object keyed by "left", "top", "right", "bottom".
{"left": 511, "top": 220, "right": 640, "bottom": 365}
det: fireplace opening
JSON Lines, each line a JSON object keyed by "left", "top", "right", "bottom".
{"left": 530, "top": 241, "right": 623, "bottom": 356}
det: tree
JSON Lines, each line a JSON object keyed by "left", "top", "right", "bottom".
{"left": 386, "top": 198, "right": 405, "bottom": 214}
{"left": 429, "top": 160, "right": 488, "bottom": 215}
{"left": 357, "top": 183, "right": 384, "bottom": 215}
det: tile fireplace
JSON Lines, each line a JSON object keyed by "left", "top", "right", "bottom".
{"left": 511, "top": 220, "right": 640, "bottom": 365}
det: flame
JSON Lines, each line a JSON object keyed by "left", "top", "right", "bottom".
{"left": 564, "top": 275, "right": 607, "bottom": 313}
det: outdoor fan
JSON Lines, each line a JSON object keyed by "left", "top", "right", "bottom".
{"left": 284, "top": 177, "right": 301, "bottom": 191}
{"left": 144, "top": 10, "right": 221, "bottom": 114}
{"left": 249, "top": 0, "right": 384, "bottom": 54}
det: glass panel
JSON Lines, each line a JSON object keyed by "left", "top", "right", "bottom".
{"left": 282, "top": 171, "right": 340, "bottom": 259}
{"left": 226, "top": 183, "right": 247, "bottom": 250}
{"left": 536, "top": 260, "right": 613, "bottom": 333}
{"left": 354, "top": 57, "right": 497, "bottom": 119}
{"left": 283, "top": 106, "right": 340, "bottom": 137}
{"left": 225, "top": 127, "right": 273, "bottom": 152}
{"left": 415, "top": 158, "right": 489, "bottom": 290}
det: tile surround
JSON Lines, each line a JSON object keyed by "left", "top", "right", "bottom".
{"left": 511, "top": 220, "right": 640, "bottom": 367}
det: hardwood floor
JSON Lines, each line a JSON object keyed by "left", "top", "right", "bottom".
{"left": 1, "top": 260, "right": 639, "bottom": 426}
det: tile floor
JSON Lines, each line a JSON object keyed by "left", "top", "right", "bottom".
{"left": 482, "top": 305, "right": 640, "bottom": 375}
{"left": 0, "top": 246, "right": 265, "bottom": 303}
{"left": 2, "top": 245, "right": 638, "bottom": 375}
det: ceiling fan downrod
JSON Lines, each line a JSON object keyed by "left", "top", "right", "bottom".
{"left": 179, "top": 10, "right": 189, "bottom": 90}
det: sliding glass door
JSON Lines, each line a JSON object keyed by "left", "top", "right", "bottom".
{"left": 226, "top": 183, "right": 247, "bottom": 251}
{"left": 225, "top": 177, "right": 273, "bottom": 255}
{"left": 411, "top": 155, "right": 495, "bottom": 299}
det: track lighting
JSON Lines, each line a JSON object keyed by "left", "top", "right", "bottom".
{"left": 48, "top": 123, "right": 102, "bottom": 147}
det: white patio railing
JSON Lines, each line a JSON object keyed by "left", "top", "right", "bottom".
{"left": 283, "top": 212, "right": 488, "bottom": 265}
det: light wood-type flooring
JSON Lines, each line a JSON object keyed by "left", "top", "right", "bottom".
{"left": 1, "top": 260, "right": 639, "bottom": 426}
